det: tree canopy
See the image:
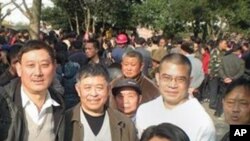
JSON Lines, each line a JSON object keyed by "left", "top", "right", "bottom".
{"left": 39, "top": 0, "right": 250, "bottom": 39}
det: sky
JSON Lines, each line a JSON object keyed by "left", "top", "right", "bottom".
{"left": 1, "top": 0, "right": 54, "bottom": 24}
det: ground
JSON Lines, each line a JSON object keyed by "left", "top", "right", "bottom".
{"left": 202, "top": 102, "right": 229, "bottom": 141}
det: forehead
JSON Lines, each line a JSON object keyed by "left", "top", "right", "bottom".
{"left": 122, "top": 56, "right": 140, "bottom": 62}
{"left": 159, "top": 62, "right": 189, "bottom": 76}
{"left": 79, "top": 75, "right": 108, "bottom": 84}
{"left": 118, "top": 87, "right": 138, "bottom": 93}
{"left": 20, "top": 49, "right": 52, "bottom": 62}
{"left": 225, "top": 86, "right": 250, "bottom": 99}
{"left": 85, "top": 42, "right": 94, "bottom": 48}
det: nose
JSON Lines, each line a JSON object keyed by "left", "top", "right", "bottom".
{"left": 168, "top": 78, "right": 178, "bottom": 88}
{"left": 34, "top": 65, "right": 42, "bottom": 76}
{"left": 88, "top": 87, "right": 98, "bottom": 97}
{"left": 232, "top": 102, "right": 240, "bottom": 113}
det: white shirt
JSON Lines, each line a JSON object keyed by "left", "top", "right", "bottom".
{"left": 136, "top": 96, "right": 216, "bottom": 141}
{"left": 21, "top": 86, "right": 60, "bottom": 125}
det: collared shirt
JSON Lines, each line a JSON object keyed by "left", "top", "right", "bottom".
{"left": 21, "top": 86, "right": 60, "bottom": 125}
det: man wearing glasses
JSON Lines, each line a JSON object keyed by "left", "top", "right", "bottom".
{"left": 136, "top": 53, "right": 216, "bottom": 141}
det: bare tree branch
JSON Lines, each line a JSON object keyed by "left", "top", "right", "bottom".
{"left": 78, "top": 0, "right": 85, "bottom": 11}
{"left": 11, "top": 0, "right": 29, "bottom": 18}
{"left": 1, "top": 2, "right": 12, "bottom": 8}
{"left": 22, "top": 0, "right": 32, "bottom": 17}
{"left": 0, "top": 6, "right": 19, "bottom": 21}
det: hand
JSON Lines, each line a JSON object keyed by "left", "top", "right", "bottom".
{"left": 224, "top": 78, "right": 232, "bottom": 83}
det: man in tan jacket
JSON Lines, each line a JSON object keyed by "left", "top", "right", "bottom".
{"left": 64, "top": 64, "right": 137, "bottom": 141}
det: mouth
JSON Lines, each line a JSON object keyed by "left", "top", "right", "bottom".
{"left": 32, "top": 80, "right": 44, "bottom": 84}
{"left": 87, "top": 99, "right": 100, "bottom": 104}
{"left": 231, "top": 115, "right": 240, "bottom": 121}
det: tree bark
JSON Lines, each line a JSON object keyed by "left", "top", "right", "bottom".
{"left": 29, "top": 0, "right": 41, "bottom": 39}
{"left": 75, "top": 11, "right": 80, "bottom": 35}
{"left": 11, "top": 0, "right": 41, "bottom": 39}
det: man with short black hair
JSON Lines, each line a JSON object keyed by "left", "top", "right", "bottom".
{"left": 136, "top": 53, "right": 216, "bottom": 141}
{"left": 0, "top": 40, "right": 65, "bottom": 141}
{"left": 64, "top": 64, "right": 137, "bottom": 141}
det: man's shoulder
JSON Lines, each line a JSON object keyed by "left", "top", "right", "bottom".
{"left": 137, "top": 97, "right": 160, "bottom": 113}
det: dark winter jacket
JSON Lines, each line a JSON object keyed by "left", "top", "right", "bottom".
{"left": 0, "top": 78, "right": 65, "bottom": 141}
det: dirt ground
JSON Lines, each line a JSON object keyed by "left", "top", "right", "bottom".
{"left": 202, "top": 102, "right": 229, "bottom": 141}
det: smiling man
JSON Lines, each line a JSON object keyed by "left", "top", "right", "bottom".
{"left": 136, "top": 53, "right": 216, "bottom": 141}
{"left": 0, "top": 40, "right": 65, "bottom": 141}
{"left": 64, "top": 64, "right": 137, "bottom": 141}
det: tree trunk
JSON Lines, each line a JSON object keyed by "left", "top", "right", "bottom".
{"left": 92, "top": 16, "right": 95, "bottom": 33}
{"left": 67, "top": 15, "right": 73, "bottom": 31}
{"left": 85, "top": 8, "right": 90, "bottom": 32}
{"left": 75, "top": 11, "right": 80, "bottom": 35}
{"left": 29, "top": 0, "right": 41, "bottom": 40}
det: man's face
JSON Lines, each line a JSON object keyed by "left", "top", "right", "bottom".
{"left": 159, "top": 39, "right": 166, "bottom": 48}
{"left": 121, "top": 56, "right": 143, "bottom": 78}
{"left": 156, "top": 62, "right": 190, "bottom": 108}
{"left": 219, "top": 40, "right": 228, "bottom": 50}
{"left": 114, "top": 87, "right": 141, "bottom": 117}
{"left": 16, "top": 49, "right": 56, "bottom": 94}
{"left": 85, "top": 42, "right": 98, "bottom": 59}
{"left": 75, "top": 76, "right": 109, "bottom": 115}
{"left": 223, "top": 86, "right": 250, "bottom": 125}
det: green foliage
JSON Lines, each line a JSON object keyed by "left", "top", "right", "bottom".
{"left": 41, "top": 6, "right": 69, "bottom": 29}
{"left": 40, "top": 0, "right": 250, "bottom": 38}
{"left": 131, "top": 0, "right": 169, "bottom": 30}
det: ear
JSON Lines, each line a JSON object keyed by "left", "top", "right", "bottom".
{"left": 138, "top": 95, "right": 142, "bottom": 104}
{"left": 222, "top": 98, "right": 225, "bottom": 108}
{"left": 188, "top": 76, "right": 192, "bottom": 87}
{"left": 155, "top": 72, "right": 160, "bottom": 86}
{"left": 140, "top": 63, "right": 144, "bottom": 72}
{"left": 75, "top": 82, "right": 81, "bottom": 97}
{"left": 16, "top": 62, "right": 22, "bottom": 77}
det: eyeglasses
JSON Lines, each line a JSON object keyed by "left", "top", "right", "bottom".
{"left": 160, "top": 74, "right": 188, "bottom": 84}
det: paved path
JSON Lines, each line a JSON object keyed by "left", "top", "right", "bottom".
{"left": 202, "top": 102, "right": 229, "bottom": 141}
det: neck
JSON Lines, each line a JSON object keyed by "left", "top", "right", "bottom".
{"left": 91, "top": 55, "right": 100, "bottom": 64}
{"left": 163, "top": 96, "right": 188, "bottom": 110}
{"left": 23, "top": 87, "right": 47, "bottom": 112}
{"left": 81, "top": 105, "right": 105, "bottom": 117}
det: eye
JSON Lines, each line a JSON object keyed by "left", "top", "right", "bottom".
{"left": 84, "top": 86, "right": 91, "bottom": 90}
{"left": 41, "top": 63, "right": 49, "bottom": 68}
{"left": 96, "top": 86, "right": 104, "bottom": 91}
{"left": 176, "top": 77, "right": 186, "bottom": 83}
{"left": 162, "top": 76, "right": 171, "bottom": 82}
{"left": 26, "top": 64, "right": 35, "bottom": 68}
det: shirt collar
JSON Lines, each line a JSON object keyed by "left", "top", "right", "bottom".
{"left": 20, "top": 85, "right": 60, "bottom": 108}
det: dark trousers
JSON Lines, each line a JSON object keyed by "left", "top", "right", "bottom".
{"left": 208, "top": 76, "right": 220, "bottom": 109}
{"left": 214, "top": 81, "right": 229, "bottom": 116}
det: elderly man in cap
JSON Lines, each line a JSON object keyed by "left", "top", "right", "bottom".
{"left": 112, "top": 78, "right": 142, "bottom": 123}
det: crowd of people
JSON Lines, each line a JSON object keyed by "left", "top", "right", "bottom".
{"left": 0, "top": 26, "right": 250, "bottom": 141}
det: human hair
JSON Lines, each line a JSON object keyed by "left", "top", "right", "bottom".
{"left": 140, "top": 123, "right": 190, "bottom": 141}
{"left": 18, "top": 40, "right": 55, "bottom": 63}
{"left": 223, "top": 77, "right": 250, "bottom": 99}
{"left": 85, "top": 39, "right": 100, "bottom": 50}
{"left": 54, "top": 42, "right": 68, "bottom": 65}
{"left": 122, "top": 50, "right": 143, "bottom": 64}
{"left": 135, "top": 37, "right": 146, "bottom": 45}
{"left": 7, "top": 43, "right": 23, "bottom": 64}
{"left": 151, "top": 36, "right": 159, "bottom": 44}
{"left": 159, "top": 53, "right": 192, "bottom": 76}
{"left": 76, "top": 64, "right": 110, "bottom": 83}
{"left": 72, "top": 40, "right": 83, "bottom": 50}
